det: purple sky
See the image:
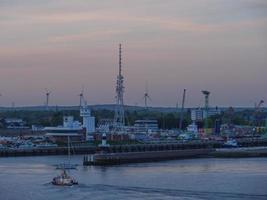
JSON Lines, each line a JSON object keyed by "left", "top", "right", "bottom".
{"left": 0, "top": 0, "right": 267, "bottom": 107}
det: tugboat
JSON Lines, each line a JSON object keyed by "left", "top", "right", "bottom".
{"left": 52, "top": 169, "right": 78, "bottom": 186}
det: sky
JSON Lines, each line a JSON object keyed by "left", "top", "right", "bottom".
{"left": 0, "top": 0, "right": 267, "bottom": 107}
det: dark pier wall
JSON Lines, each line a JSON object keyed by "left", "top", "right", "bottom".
{"left": 1, "top": 138, "right": 267, "bottom": 158}
{"left": 0, "top": 146, "right": 95, "bottom": 157}
{"left": 84, "top": 149, "right": 213, "bottom": 165}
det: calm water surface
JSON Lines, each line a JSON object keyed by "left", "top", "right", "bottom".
{"left": 0, "top": 156, "right": 266, "bottom": 200}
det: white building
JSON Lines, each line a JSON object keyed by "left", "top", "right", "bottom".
{"left": 191, "top": 107, "right": 221, "bottom": 121}
{"left": 63, "top": 116, "right": 81, "bottom": 128}
{"left": 80, "top": 105, "right": 95, "bottom": 141}
{"left": 4, "top": 118, "right": 29, "bottom": 129}
{"left": 191, "top": 108, "right": 203, "bottom": 121}
{"left": 44, "top": 104, "right": 96, "bottom": 142}
{"left": 44, "top": 116, "right": 83, "bottom": 142}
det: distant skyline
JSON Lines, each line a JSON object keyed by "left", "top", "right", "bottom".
{"left": 0, "top": 0, "right": 266, "bottom": 107}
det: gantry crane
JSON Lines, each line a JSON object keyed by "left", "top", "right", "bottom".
{"left": 202, "top": 90, "right": 210, "bottom": 134}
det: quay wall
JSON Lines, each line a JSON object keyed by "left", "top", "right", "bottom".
{"left": 0, "top": 146, "right": 96, "bottom": 157}
{"left": 212, "top": 147, "right": 267, "bottom": 158}
{"left": 0, "top": 141, "right": 221, "bottom": 157}
{"left": 1, "top": 138, "right": 267, "bottom": 158}
{"left": 84, "top": 149, "right": 213, "bottom": 165}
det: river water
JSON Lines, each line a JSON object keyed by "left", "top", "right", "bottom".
{"left": 0, "top": 156, "right": 266, "bottom": 200}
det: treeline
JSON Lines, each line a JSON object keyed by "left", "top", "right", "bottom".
{"left": 0, "top": 108, "right": 266, "bottom": 129}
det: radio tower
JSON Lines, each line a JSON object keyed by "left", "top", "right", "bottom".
{"left": 113, "top": 44, "right": 125, "bottom": 132}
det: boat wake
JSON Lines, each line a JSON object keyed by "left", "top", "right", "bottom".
{"left": 76, "top": 184, "right": 267, "bottom": 200}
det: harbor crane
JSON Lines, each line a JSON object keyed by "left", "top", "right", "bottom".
{"left": 179, "top": 89, "right": 186, "bottom": 130}
{"left": 202, "top": 90, "right": 210, "bottom": 133}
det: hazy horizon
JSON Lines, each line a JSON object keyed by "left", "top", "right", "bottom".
{"left": 0, "top": 0, "right": 266, "bottom": 107}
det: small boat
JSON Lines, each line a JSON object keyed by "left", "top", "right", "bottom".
{"left": 52, "top": 170, "right": 78, "bottom": 186}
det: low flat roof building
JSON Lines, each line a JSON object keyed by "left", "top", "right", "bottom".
{"left": 44, "top": 116, "right": 84, "bottom": 143}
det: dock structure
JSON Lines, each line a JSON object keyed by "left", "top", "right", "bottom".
{"left": 84, "top": 141, "right": 221, "bottom": 165}
{"left": 84, "top": 139, "right": 267, "bottom": 166}
{"left": 0, "top": 146, "right": 96, "bottom": 157}
{"left": 212, "top": 147, "right": 267, "bottom": 158}
{"left": 83, "top": 148, "right": 213, "bottom": 165}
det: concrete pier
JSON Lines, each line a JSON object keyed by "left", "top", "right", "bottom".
{"left": 83, "top": 139, "right": 267, "bottom": 166}
{"left": 84, "top": 149, "right": 213, "bottom": 165}
{"left": 212, "top": 147, "right": 267, "bottom": 158}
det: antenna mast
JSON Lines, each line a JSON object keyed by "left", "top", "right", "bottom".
{"left": 113, "top": 44, "right": 125, "bottom": 132}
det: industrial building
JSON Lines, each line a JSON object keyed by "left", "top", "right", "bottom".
{"left": 44, "top": 116, "right": 84, "bottom": 142}
{"left": 44, "top": 104, "right": 95, "bottom": 142}
{"left": 4, "top": 118, "right": 29, "bottom": 129}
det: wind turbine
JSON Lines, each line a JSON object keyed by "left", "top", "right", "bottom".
{"left": 78, "top": 86, "right": 84, "bottom": 107}
{"left": 45, "top": 88, "right": 51, "bottom": 110}
{"left": 143, "top": 83, "right": 152, "bottom": 109}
